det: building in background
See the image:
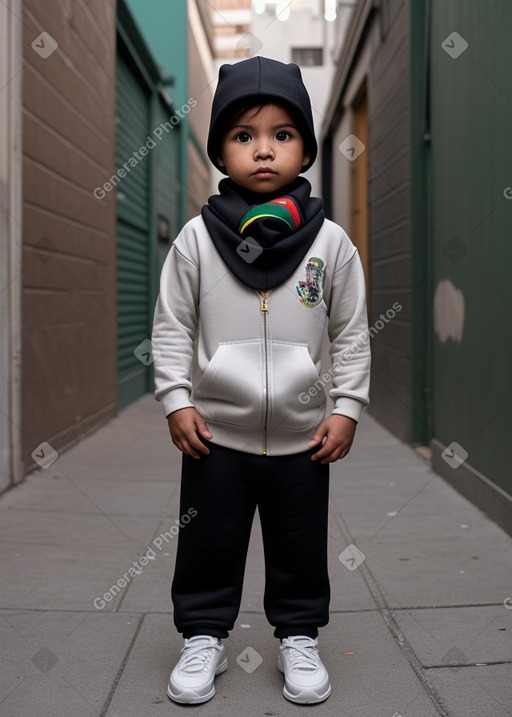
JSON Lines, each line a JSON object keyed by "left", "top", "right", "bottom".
{"left": 187, "top": 0, "right": 217, "bottom": 217}
{"left": 5, "top": 0, "right": 511, "bottom": 542}
{"left": 210, "top": 0, "right": 252, "bottom": 59}
{"left": 1, "top": 0, "right": 215, "bottom": 490}
{"left": 0, "top": 0, "right": 23, "bottom": 491}
{"left": 120, "top": 0, "right": 216, "bottom": 407}
{"left": 248, "top": 0, "right": 355, "bottom": 194}
{"left": 322, "top": 0, "right": 512, "bottom": 534}
{"left": 126, "top": 0, "right": 216, "bottom": 222}
{"left": 115, "top": 1, "right": 182, "bottom": 409}
{"left": 206, "top": 1, "right": 352, "bottom": 196}
{"left": 207, "top": 0, "right": 253, "bottom": 190}
{"left": 21, "top": 0, "right": 118, "bottom": 477}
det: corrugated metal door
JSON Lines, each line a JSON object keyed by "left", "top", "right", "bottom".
{"left": 116, "top": 51, "right": 151, "bottom": 409}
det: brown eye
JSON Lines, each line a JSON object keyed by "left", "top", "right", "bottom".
{"left": 275, "top": 131, "right": 290, "bottom": 142}
{"left": 235, "top": 132, "right": 251, "bottom": 143}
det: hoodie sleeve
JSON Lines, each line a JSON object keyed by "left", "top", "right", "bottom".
{"left": 151, "top": 231, "right": 199, "bottom": 418}
{"left": 327, "top": 248, "right": 371, "bottom": 423}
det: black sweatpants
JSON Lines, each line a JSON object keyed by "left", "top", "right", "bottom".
{"left": 171, "top": 441, "right": 330, "bottom": 640}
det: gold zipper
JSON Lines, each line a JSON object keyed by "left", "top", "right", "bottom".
{"left": 258, "top": 290, "right": 269, "bottom": 312}
{"left": 257, "top": 291, "right": 270, "bottom": 454}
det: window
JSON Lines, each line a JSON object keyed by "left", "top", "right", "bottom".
{"left": 291, "top": 47, "right": 323, "bottom": 66}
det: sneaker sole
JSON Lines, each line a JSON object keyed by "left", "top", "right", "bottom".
{"left": 167, "top": 657, "right": 228, "bottom": 704}
{"left": 277, "top": 656, "right": 331, "bottom": 705}
{"left": 282, "top": 682, "right": 331, "bottom": 705}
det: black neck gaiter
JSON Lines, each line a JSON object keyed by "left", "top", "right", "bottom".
{"left": 201, "top": 177, "right": 324, "bottom": 290}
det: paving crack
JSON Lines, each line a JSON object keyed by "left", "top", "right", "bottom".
{"left": 332, "top": 509, "right": 450, "bottom": 717}
{"left": 99, "top": 613, "right": 145, "bottom": 717}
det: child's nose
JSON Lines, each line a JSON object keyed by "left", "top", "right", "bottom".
{"left": 254, "top": 138, "right": 274, "bottom": 160}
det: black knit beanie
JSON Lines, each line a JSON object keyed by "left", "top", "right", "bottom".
{"left": 207, "top": 56, "right": 317, "bottom": 175}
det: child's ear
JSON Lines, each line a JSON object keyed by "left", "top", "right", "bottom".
{"left": 217, "top": 155, "right": 225, "bottom": 168}
{"left": 302, "top": 151, "right": 311, "bottom": 167}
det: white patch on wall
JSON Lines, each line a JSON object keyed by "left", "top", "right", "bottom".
{"left": 434, "top": 279, "right": 465, "bottom": 343}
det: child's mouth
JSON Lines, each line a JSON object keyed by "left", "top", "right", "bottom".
{"left": 253, "top": 168, "right": 277, "bottom": 177}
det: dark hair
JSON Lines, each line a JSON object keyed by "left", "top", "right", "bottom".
{"left": 223, "top": 96, "right": 309, "bottom": 143}
{"left": 227, "top": 101, "right": 265, "bottom": 128}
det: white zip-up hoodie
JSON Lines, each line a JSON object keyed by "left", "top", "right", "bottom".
{"left": 152, "top": 214, "right": 370, "bottom": 456}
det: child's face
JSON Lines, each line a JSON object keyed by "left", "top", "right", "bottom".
{"left": 217, "top": 103, "right": 310, "bottom": 194}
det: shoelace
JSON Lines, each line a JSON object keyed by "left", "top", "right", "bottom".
{"left": 282, "top": 638, "right": 320, "bottom": 672}
{"left": 178, "top": 638, "right": 220, "bottom": 674}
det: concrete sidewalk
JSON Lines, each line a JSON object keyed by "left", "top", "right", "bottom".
{"left": 0, "top": 395, "right": 511, "bottom": 717}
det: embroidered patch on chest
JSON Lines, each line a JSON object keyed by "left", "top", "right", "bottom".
{"left": 296, "top": 257, "right": 325, "bottom": 308}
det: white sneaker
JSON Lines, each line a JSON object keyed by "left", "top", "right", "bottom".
{"left": 277, "top": 636, "right": 331, "bottom": 704}
{"left": 167, "top": 635, "right": 228, "bottom": 704}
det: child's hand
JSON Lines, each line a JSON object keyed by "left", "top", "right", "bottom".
{"left": 309, "top": 414, "right": 357, "bottom": 464}
{"left": 167, "top": 407, "right": 212, "bottom": 459}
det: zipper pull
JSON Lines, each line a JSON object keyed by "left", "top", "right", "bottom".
{"left": 258, "top": 290, "right": 270, "bottom": 312}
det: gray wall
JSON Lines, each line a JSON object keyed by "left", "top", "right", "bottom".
{"left": 366, "top": 0, "right": 412, "bottom": 441}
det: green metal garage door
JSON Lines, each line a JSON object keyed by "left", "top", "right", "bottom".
{"left": 115, "top": 0, "right": 182, "bottom": 411}
{"left": 428, "top": 1, "right": 512, "bottom": 496}
{"left": 116, "top": 50, "right": 151, "bottom": 409}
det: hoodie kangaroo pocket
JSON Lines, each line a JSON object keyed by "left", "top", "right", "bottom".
{"left": 192, "top": 341, "right": 264, "bottom": 427}
{"left": 268, "top": 341, "right": 326, "bottom": 432}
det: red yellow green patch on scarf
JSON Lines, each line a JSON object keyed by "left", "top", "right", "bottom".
{"left": 238, "top": 197, "right": 302, "bottom": 235}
